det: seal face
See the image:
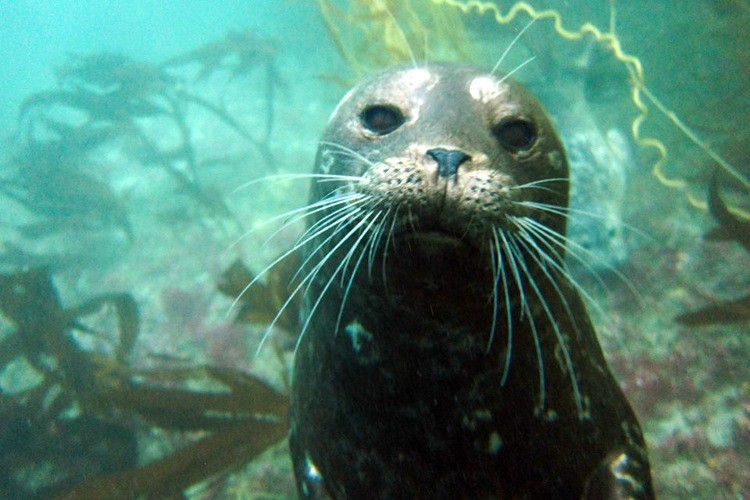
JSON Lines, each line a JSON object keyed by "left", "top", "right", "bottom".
{"left": 289, "top": 63, "right": 653, "bottom": 498}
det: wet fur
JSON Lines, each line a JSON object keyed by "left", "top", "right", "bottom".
{"left": 258, "top": 63, "right": 654, "bottom": 498}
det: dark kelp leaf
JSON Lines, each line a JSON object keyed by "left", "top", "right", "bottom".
{"left": 57, "top": 419, "right": 288, "bottom": 499}
{"left": 677, "top": 171, "right": 750, "bottom": 325}
{"left": 100, "top": 367, "right": 289, "bottom": 430}
{"left": 217, "top": 258, "right": 255, "bottom": 297}
{"left": 68, "top": 292, "right": 140, "bottom": 362}
{"left": 218, "top": 259, "right": 277, "bottom": 325}
{"left": 705, "top": 171, "right": 750, "bottom": 251}
{"left": 0, "top": 267, "right": 67, "bottom": 338}
{"left": 218, "top": 253, "right": 301, "bottom": 333}
{"left": 676, "top": 294, "right": 750, "bottom": 325}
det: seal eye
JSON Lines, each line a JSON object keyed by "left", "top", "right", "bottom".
{"left": 493, "top": 119, "right": 537, "bottom": 152}
{"left": 360, "top": 105, "right": 405, "bottom": 135}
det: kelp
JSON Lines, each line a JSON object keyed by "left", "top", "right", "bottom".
{"left": 0, "top": 268, "right": 140, "bottom": 495}
{"left": 676, "top": 173, "right": 750, "bottom": 325}
{"left": 0, "top": 268, "right": 289, "bottom": 497}
{"left": 316, "top": 0, "right": 474, "bottom": 81}
{"left": 161, "top": 28, "right": 281, "bottom": 170}
{"left": 0, "top": 268, "right": 138, "bottom": 396}
{"left": 20, "top": 53, "right": 225, "bottom": 220}
{"left": 0, "top": 398, "right": 139, "bottom": 498}
{"left": 4, "top": 28, "right": 283, "bottom": 257}
{"left": 218, "top": 252, "right": 302, "bottom": 334}
{"left": 317, "top": 0, "right": 749, "bottom": 219}
{"left": 58, "top": 366, "right": 289, "bottom": 499}
{"left": 0, "top": 138, "right": 133, "bottom": 242}
{"left": 429, "top": 0, "right": 750, "bottom": 218}
{"left": 704, "top": 172, "right": 750, "bottom": 252}
{"left": 162, "top": 28, "right": 279, "bottom": 83}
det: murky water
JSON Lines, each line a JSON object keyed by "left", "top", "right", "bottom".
{"left": 0, "top": 1, "right": 748, "bottom": 498}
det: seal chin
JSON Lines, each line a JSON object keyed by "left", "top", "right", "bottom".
{"left": 400, "top": 230, "right": 468, "bottom": 250}
{"left": 396, "top": 228, "right": 486, "bottom": 264}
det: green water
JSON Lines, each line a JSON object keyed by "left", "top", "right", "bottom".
{"left": 0, "top": 1, "right": 747, "bottom": 498}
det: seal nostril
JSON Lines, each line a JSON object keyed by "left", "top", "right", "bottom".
{"left": 426, "top": 148, "right": 471, "bottom": 177}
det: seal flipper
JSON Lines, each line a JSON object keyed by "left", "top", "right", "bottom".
{"left": 582, "top": 451, "right": 654, "bottom": 500}
{"left": 290, "top": 427, "right": 330, "bottom": 499}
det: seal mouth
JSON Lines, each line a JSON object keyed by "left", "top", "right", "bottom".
{"left": 390, "top": 209, "right": 487, "bottom": 253}
{"left": 396, "top": 229, "right": 475, "bottom": 256}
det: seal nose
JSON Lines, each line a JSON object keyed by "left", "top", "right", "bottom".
{"left": 426, "top": 148, "right": 471, "bottom": 178}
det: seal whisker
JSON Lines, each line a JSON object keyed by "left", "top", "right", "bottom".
{"left": 488, "top": 230, "right": 501, "bottom": 353}
{"left": 515, "top": 217, "right": 641, "bottom": 350}
{"left": 491, "top": 228, "right": 514, "bottom": 386}
{"left": 297, "top": 191, "right": 373, "bottom": 240}
{"left": 228, "top": 188, "right": 364, "bottom": 249}
{"left": 517, "top": 200, "right": 652, "bottom": 242}
{"left": 290, "top": 201, "right": 377, "bottom": 285}
{"left": 287, "top": 200, "right": 371, "bottom": 268}
{"left": 334, "top": 210, "right": 386, "bottom": 333}
{"left": 227, "top": 200, "right": 366, "bottom": 315}
{"left": 497, "top": 55, "right": 537, "bottom": 85}
{"left": 514, "top": 216, "right": 606, "bottom": 297}
{"left": 367, "top": 207, "right": 392, "bottom": 281}
{"left": 512, "top": 221, "right": 585, "bottom": 417}
{"left": 381, "top": 204, "right": 402, "bottom": 291}
{"left": 337, "top": 208, "right": 382, "bottom": 288}
{"left": 381, "top": 2, "right": 418, "bottom": 70}
{"left": 293, "top": 211, "right": 381, "bottom": 355}
{"left": 256, "top": 207, "right": 376, "bottom": 356}
{"left": 513, "top": 216, "right": 606, "bottom": 309}
{"left": 491, "top": 17, "right": 538, "bottom": 76}
{"left": 517, "top": 214, "right": 643, "bottom": 304}
{"left": 511, "top": 177, "right": 568, "bottom": 195}
{"left": 232, "top": 172, "right": 364, "bottom": 193}
{"left": 319, "top": 140, "right": 375, "bottom": 168}
{"left": 256, "top": 192, "right": 368, "bottom": 249}
{"left": 500, "top": 230, "right": 546, "bottom": 412}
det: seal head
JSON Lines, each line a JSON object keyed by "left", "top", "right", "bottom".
{"left": 290, "top": 63, "right": 653, "bottom": 498}
{"left": 313, "top": 64, "right": 568, "bottom": 247}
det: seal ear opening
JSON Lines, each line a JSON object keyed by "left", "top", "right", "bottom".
{"left": 492, "top": 118, "right": 537, "bottom": 152}
{"left": 360, "top": 104, "right": 405, "bottom": 135}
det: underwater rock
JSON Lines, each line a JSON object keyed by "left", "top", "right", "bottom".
{"left": 566, "top": 127, "right": 632, "bottom": 270}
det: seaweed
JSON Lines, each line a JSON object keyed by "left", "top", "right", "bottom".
{"left": 0, "top": 397, "right": 139, "bottom": 498}
{"left": 17, "top": 52, "right": 234, "bottom": 220}
{"left": 317, "top": 0, "right": 474, "bottom": 81}
{"left": 218, "top": 252, "right": 302, "bottom": 334}
{"left": 162, "top": 28, "right": 279, "bottom": 84}
{"left": 3, "top": 28, "right": 283, "bottom": 260}
{"left": 0, "top": 268, "right": 289, "bottom": 497}
{"left": 320, "top": 0, "right": 748, "bottom": 217}
{"left": 705, "top": 172, "right": 750, "bottom": 252}
{"left": 161, "top": 29, "right": 281, "bottom": 164}
{"left": 58, "top": 366, "right": 289, "bottom": 499}
{"left": 0, "top": 268, "right": 138, "bottom": 408}
{"left": 0, "top": 138, "right": 133, "bottom": 242}
{"left": 676, "top": 172, "right": 750, "bottom": 325}
{"left": 0, "top": 269, "right": 140, "bottom": 496}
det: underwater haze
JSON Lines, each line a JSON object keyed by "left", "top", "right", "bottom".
{"left": 0, "top": 0, "right": 748, "bottom": 498}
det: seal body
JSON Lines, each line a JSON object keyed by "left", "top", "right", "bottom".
{"left": 289, "top": 63, "right": 653, "bottom": 498}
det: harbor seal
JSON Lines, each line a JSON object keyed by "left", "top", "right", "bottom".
{"left": 288, "top": 63, "right": 653, "bottom": 498}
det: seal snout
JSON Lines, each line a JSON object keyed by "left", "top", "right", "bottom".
{"left": 426, "top": 148, "right": 471, "bottom": 178}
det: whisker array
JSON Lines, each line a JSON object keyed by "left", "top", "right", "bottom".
{"left": 511, "top": 219, "right": 584, "bottom": 416}
{"left": 491, "top": 17, "right": 538, "bottom": 76}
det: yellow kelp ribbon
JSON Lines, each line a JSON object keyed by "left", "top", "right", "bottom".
{"left": 431, "top": 0, "right": 749, "bottom": 218}
{"left": 316, "top": 0, "right": 474, "bottom": 78}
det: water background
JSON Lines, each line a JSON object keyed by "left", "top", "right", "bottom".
{"left": 1, "top": 1, "right": 748, "bottom": 497}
